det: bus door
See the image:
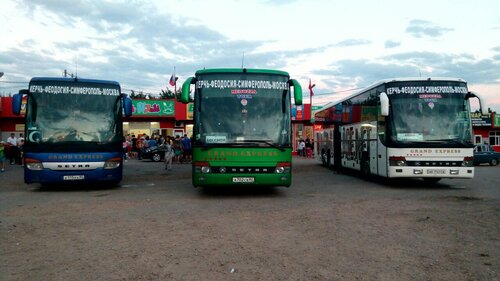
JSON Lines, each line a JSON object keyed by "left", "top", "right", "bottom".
{"left": 377, "top": 137, "right": 388, "bottom": 177}
{"left": 367, "top": 122, "right": 378, "bottom": 175}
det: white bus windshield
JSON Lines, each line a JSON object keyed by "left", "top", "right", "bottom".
{"left": 390, "top": 93, "right": 472, "bottom": 144}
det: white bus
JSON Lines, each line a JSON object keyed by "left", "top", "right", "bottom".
{"left": 313, "top": 77, "right": 488, "bottom": 182}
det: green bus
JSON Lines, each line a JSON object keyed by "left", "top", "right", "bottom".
{"left": 180, "top": 68, "right": 303, "bottom": 187}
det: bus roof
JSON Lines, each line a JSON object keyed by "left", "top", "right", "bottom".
{"left": 195, "top": 68, "right": 290, "bottom": 77}
{"left": 315, "top": 77, "right": 467, "bottom": 113}
{"left": 30, "top": 77, "right": 120, "bottom": 87}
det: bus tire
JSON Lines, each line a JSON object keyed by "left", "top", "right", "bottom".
{"left": 490, "top": 158, "right": 498, "bottom": 166}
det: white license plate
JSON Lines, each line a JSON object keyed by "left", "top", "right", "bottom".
{"left": 63, "top": 175, "right": 85, "bottom": 180}
{"left": 232, "top": 177, "right": 255, "bottom": 183}
{"left": 426, "top": 169, "right": 446, "bottom": 175}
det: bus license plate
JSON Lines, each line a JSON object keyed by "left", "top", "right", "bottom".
{"left": 426, "top": 169, "right": 446, "bottom": 175}
{"left": 63, "top": 175, "right": 85, "bottom": 180}
{"left": 232, "top": 177, "right": 254, "bottom": 183}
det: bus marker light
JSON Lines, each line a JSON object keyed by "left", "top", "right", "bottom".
{"left": 450, "top": 169, "right": 459, "bottom": 175}
{"left": 413, "top": 169, "right": 423, "bottom": 174}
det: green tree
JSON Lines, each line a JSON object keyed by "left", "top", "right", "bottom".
{"left": 160, "top": 88, "right": 175, "bottom": 99}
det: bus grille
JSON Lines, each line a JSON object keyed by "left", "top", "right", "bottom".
{"left": 406, "top": 161, "right": 463, "bottom": 167}
{"left": 211, "top": 167, "right": 275, "bottom": 174}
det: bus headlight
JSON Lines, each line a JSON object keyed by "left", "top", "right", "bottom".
{"left": 462, "top": 156, "right": 474, "bottom": 167}
{"left": 275, "top": 167, "right": 285, "bottom": 174}
{"left": 275, "top": 162, "right": 291, "bottom": 174}
{"left": 389, "top": 156, "right": 407, "bottom": 166}
{"left": 104, "top": 157, "right": 122, "bottom": 169}
{"left": 194, "top": 161, "right": 210, "bottom": 173}
{"left": 25, "top": 158, "right": 44, "bottom": 170}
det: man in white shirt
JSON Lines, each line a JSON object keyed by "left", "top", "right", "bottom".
{"left": 6, "top": 133, "right": 18, "bottom": 164}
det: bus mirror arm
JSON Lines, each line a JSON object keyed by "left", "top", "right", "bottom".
{"left": 12, "top": 89, "right": 29, "bottom": 116}
{"left": 289, "top": 79, "right": 303, "bottom": 105}
{"left": 180, "top": 77, "right": 196, "bottom": 104}
{"left": 121, "top": 94, "right": 133, "bottom": 117}
{"left": 380, "top": 92, "right": 389, "bottom": 116}
{"left": 466, "top": 91, "right": 488, "bottom": 115}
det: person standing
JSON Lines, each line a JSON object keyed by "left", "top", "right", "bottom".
{"left": 181, "top": 134, "right": 192, "bottom": 163}
{"left": 172, "top": 135, "right": 182, "bottom": 163}
{"left": 7, "top": 133, "right": 18, "bottom": 165}
{"left": 164, "top": 140, "right": 174, "bottom": 171}
{"left": 17, "top": 134, "right": 25, "bottom": 166}
{"left": 0, "top": 141, "right": 6, "bottom": 172}
{"left": 298, "top": 139, "right": 305, "bottom": 157}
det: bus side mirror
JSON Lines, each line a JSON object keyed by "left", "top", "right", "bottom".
{"left": 466, "top": 91, "right": 488, "bottom": 115}
{"left": 122, "top": 94, "right": 133, "bottom": 117}
{"left": 289, "top": 79, "right": 302, "bottom": 105}
{"left": 180, "top": 77, "right": 195, "bottom": 104}
{"left": 380, "top": 92, "right": 389, "bottom": 116}
{"left": 12, "top": 89, "right": 28, "bottom": 115}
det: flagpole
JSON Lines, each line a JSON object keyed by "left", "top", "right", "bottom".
{"left": 174, "top": 66, "right": 177, "bottom": 98}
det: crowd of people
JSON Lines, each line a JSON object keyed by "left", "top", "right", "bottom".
{"left": 122, "top": 133, "right": 192, "bottom": 170}
{"left": 0, "top": 133, "right": 25, "bottom": 172}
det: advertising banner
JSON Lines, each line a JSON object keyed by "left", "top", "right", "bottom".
{"left": 132, "top": 100, "right": 175, "bottom": 116}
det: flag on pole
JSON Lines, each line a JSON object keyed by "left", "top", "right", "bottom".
{"left": 169, "top": 73, "right": 178, "bottom": 86}
{"left": 308, "top": 79, "right": 314, "bottom": 97}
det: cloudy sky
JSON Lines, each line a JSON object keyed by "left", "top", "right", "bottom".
{"left": 1, "top": 0, "right": 500, "bottom": 111}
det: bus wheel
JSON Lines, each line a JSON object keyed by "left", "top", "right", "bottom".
{"left": 490, "top": 158, "right": 498, "bottom": 166}
{"left": 423, "top": 178, "right": 441, "bottom": 184}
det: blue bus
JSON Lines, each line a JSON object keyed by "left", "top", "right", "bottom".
{"left": 12, "top": 77, "right": 133, "bottom": 185}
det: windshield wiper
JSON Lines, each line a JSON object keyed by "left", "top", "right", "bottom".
{"left": 238, "top": 139, "right": 286, "bottom": 151}
{"left": 428, "top": 139, "right": 472, "bottom": 147}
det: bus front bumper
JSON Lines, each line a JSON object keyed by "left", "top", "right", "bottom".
{"left": 24, "top": 168, "right": 123, "bottom": 184}
{"left": 388, "top": 166, "right": 474, "bottom": 179}
{"left": 193, "top": 172, "right": 292, "bottom": 187}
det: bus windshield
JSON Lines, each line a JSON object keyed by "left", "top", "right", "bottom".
{"left": 25, "top": 83, "right": 122, "bottom": 149}
{"left": 195, "top": 74, "right": 291, "bottom": 146}
{"left": 389, "top": 93, "right": 472, "bottom": 145}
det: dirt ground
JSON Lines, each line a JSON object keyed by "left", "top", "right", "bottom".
{"left": 1, "top": 158, "right": 499, "bottom": 280}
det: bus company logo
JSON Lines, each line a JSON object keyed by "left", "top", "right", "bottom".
{"left": 231, "top": 89, "right": 257, "bottom": 95}
{"left": 408, "top": 149, "right": 461, "bottom": 156}
{"left": 48, "top": 154, "right": 105, "bottom": 160}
